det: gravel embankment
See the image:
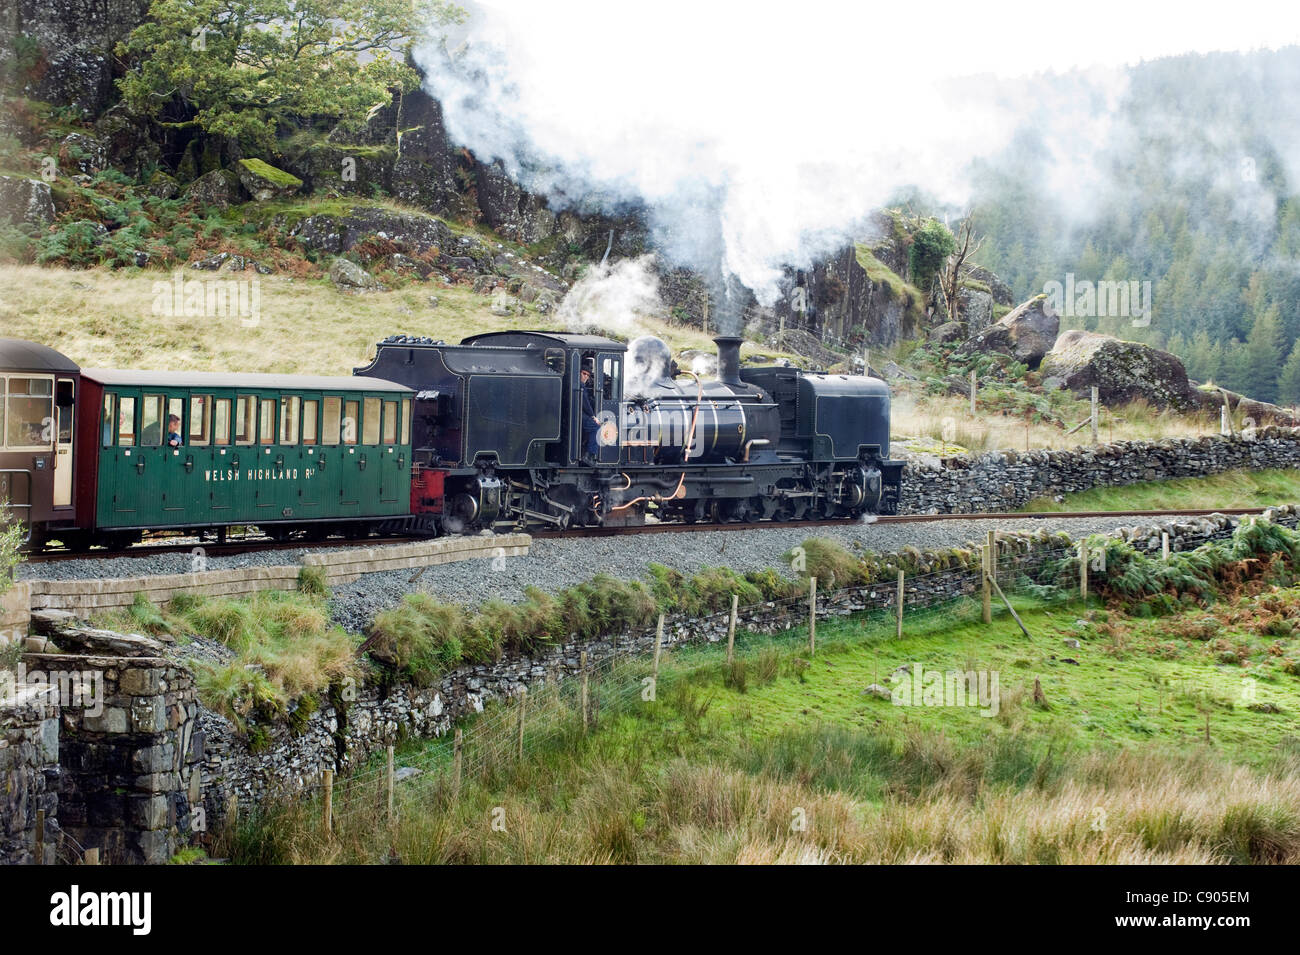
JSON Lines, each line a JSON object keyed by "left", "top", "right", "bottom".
{"left": 13, "top": 514, "right": 1190, "bottom": 634}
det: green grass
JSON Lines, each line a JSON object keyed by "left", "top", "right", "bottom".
{"left": 219, "top": 586, "right": 1300, "bottom": 864}
{"left": 1022, "top": 468, "right": 1300, "bottom": 513}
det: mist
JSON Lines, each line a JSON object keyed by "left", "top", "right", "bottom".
{"left": 414, "top": 0, "right": 1295, "bottom": 314}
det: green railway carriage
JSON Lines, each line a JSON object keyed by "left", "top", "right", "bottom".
{"left": 79, "top": 369, "right": 414, "bottom": 541}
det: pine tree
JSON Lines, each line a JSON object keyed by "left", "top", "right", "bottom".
{"left": 1278, "top": 340, "right": 1300, "bottom": 408}
{"left": 1243, "top": 306, "right": 1284, "bottom": 403}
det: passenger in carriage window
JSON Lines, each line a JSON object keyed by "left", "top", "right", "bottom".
{"left": 167, "top": 414, "right": 183, "bottom": 447}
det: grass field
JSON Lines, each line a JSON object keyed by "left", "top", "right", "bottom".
{"left": 1021, "top": 468, "right": 1300, "bottom": 513}
{"left": 218, "top": 586, "right": 1300, "bottom": 864}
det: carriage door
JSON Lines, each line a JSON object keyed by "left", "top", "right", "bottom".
{"left": 596, "top": 354, "right": 622, "bottom": 465}
{"left": 52, "top": 377, "right": 75, "bottom": 508}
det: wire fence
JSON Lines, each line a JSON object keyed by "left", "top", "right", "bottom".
{"left": 240, "top": 534, "right": 1101, "bottom": 841}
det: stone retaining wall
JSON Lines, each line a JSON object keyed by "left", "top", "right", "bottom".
{"left": 898, "top": 429, "right": 1300, "bottom": 514}
{"left": 25, "top": 534, "right": 530, "bottom": 614}
{"left": 0, "top": 686, "right": 60, "bottom": 865}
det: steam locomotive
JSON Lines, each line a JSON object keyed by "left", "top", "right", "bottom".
{"left": 356, "top": 331, "right": 903, "bottom": 531}
{"left": 1, "top": 332, "right": 901, "bottom": 549}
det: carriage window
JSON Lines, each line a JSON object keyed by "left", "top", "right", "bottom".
{"left": 189, "top": 395, "right": 211, "bottom": 446}
{"left": 343, "top": 400, "right": 360, "bottom": 446}
{"left": 259, "top": 399, "right": 276, "bottom": 445}
{"left": 6, "top": 376, "right": 54, "bottom": 448}
{"left": 302, "top": 400, "right": 319, "bottom": 446}
{"left": 102, "top": 393, "right": 116, "bottom": 447}
{"left": 280, "top": 396, "right": 300, "bottom": 445}
{"left": 381, "top": 400, "right": 396, "bottom": 445}
{"left": 166, "top": 397, "right": 184, "bottom": 444}
{"left": 117, "top": 396, "right": 136, "bottom": 446}
{"left": 362, "top": 398, "right": 381, "bottom": 445}
{"left": 214, "top": 398, "right": 231, "bottom": 446}
{"left": 400, "top": 399, "right": 411, "bottom": 445}
{"left": 322, "top": 396, "right": 342, "bottom": 446}
{"left": 56, "top": 380, "right": 74, "bottom": 444}
{"left": 235, "top": 395, "right": 256, "bottom": 445}
{"left": 140, "top": 394, "right": 163, "bottom": 447}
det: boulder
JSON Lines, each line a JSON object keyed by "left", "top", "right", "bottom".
{"left": 94, "top": 109, "right": 161, "bottom": 179}
{"left": 929, "top": 321, "right": 964, "bottom": 344}
{"left": 234, "top": 158, "right": 303, "bottom": 201}
{"left": 965, "top": 266, "right": 1015, "bottom": 306}
{"left": 184, "top": 169, "right": 241, "bottom": 210}
{"left": 961, "top": 294, "right": 1059, "bottom": 369}
{"left": 958, "top": 283, "right": 994, "bottom": 333}
{"left": 329, "top": 257, "right": 379, "bottom": 290}
{"left": 143, "top": 170, "right": 179, "bottom": 200}
{"left": 1039, "top": 330, "right": 1198, "bottom": 410}
{"left": 0, "top": 176, "right": 56, "bottom": 227}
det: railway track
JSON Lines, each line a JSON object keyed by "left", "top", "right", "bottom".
{"left": 21, "top": 506, "right": 1275, "bottom": 565}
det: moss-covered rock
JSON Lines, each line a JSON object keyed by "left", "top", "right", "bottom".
{"left": 235, "top": 158, "right": 303, "bottom": 201}
{"left": 1039, "top": 329, "right": 1197, "bottom": 410}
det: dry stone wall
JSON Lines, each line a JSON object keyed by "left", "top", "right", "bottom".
{"left": 898, "top": 429, "right": 1300, "bottom": 514}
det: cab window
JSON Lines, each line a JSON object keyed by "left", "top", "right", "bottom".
{"left": 322, "top": 396, "right": 342, "bottom": 446}
{"left": 189, "top": 395, "right": 212, "bottom": 446}
{"left": 235, "top": 395, "right": 256, "bottom": 446}
{"left": 6, "top": 376, "right": 54, "bottom": 448}
{"left": 363, "top": 397, "right": 381, "bottom": 445}
{"left": 280, "top": 396, "right": 300, "bottom": 446}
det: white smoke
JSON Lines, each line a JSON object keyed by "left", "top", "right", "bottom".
{"left": 415, "top": 1, "right": 1295, "bottom": 304}
{"left": 555, "top": 254, "right": 665, "bottom": 336}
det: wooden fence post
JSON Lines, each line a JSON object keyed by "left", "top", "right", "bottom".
{"left": 580, "top": 650, "right": 589, "bottom": 734}
{"left": 653, "top": 613, "right": 664, "bottom": 678}
{"left": 986, "top": 530, "right": 997, "bottom": 621}
{"left": 35, "top": 809, "right": 44, "bottom": 865}
{"left": 83, "top": 847, "right": 100, "bottom": 866}
{"left": 322, "top": 769, "right": 333, "bottom": 835}
{"left": 1090, "top": 386, "right": 1099, "bottom": 443}
{"left": 452, "top": 728, "right": 463, "bottom": 800}
{"left": 517, "top": 687, "right": 527, "bottom": 761}
{"left": 896, "top": 570, "right": 904, "bottom": 639}
{"left": 1079, "top": 539, "right": 1089, "bottom": 601}
{"left": 970, "top": 370, "right": 977, "bottom": 415}
{"left": 226, "top": 791, "right": 238, "bottom": 829}
{"left": 808, "top": 576, "right": 817, "bottom": 656}
{"left": 726, "top": 594, "right": 738, "bottom": 664}
{"left": 981, "top": 542, "right": 992, "bottom": 624}
{"left": 386, "top": 745, "right": 395, "bottom": 823}
{"left": 1162, "top": 532, "right": 1170, "bottom": 562}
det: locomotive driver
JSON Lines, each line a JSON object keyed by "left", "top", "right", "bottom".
{"left": 580, "top": 365, "right": 600, "bottom": 464}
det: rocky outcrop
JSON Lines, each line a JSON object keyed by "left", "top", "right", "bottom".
{"left": 0, "top": 176, "right": 56, "bottom": 227}
{"left": 234, "top": 159, "right": 302, "bottom": 201}
{"left": 966, "top": 266, "right": 1015, "bottom": 306}
{"left": 958, "top": 282, "right": 995, "bottom": 333}
{"left": 0, "top": 0, "right": 152, "bottom": 114}
{"left": 929, "top": 321, "right": 965, "bottom": 344}
{"left": 58, "top": 132, "right": 106, "bottom": 176}
{"left": 961, "top": 295, "right": 1059, "bottom": 369}
{"left": 1040, "top": 329, "right": 1197, "bottom": 409}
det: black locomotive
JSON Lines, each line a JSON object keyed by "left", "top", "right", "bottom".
{"left": 356, "top": 331, "right": 903, "bottom": 532}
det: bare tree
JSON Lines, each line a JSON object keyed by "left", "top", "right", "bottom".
{"left": 940, "top": 217, "right": 985, "bottom": 329}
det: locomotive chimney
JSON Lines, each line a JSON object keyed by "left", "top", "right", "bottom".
{"left": 714, "top": 336, "right": 742, "bottom": 386}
